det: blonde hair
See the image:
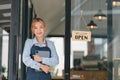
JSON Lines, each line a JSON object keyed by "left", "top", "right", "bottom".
{"left": 31, "top": 18, "right": 46, "bottom": 37}
{"left": 31, "top": 18, "right": 46, "bottom": 28}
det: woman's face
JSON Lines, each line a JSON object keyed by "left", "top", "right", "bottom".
{"left": 32, "top": 21, "right": 46, "bottom": 38}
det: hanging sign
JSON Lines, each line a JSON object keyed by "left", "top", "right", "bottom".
{"left": 72, "top": 31, "right": 91, "bottom": 41}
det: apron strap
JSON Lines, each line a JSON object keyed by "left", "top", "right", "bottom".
{"left": 45, "top": 40, "right": 48, "bottom": 47}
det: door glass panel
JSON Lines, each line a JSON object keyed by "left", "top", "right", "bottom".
{"left": 71, "top": 0, "right": 108, "bottom": 80}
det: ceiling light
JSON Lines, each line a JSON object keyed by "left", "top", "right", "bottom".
{"left": 113, "top": 0, "right": 120, "bottom": 6}
{"left": 3, "top": 13, "right": 11, "bottom": 17}
{"left": 106, "top": 0, "right": 120, "bottom": 7}
{"left": 86, "top": 20, "right": 97, "bottom": 29}
{"left": 93, "top": 9, "right": 107, "bottom": 21}
{"left": 0, "top": 4, "right": 11, "bottom": 10}
{"left": 0, "top": 20, "right": 10, "bottom": 23}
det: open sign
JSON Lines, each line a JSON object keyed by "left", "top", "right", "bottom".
{"left": 72, "top": 31, "right": 91, "bottom": 41}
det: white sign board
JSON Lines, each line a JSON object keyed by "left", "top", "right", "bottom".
{"left": 72, "top": 31, "right": 91, "bottom": 41}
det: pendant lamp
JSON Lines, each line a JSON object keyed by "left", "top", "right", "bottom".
{"left": 86, "top": 20, "right": 97, "bottom": 29}
{"left": 93, "top": 9, "right": 107, "bottom": 20}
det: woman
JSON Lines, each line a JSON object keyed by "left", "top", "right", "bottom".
{"left": 22, "top": 18, "right": 59, "bottom": 80}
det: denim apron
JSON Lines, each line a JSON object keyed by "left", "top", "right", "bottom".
{"left": 26, "top": 41, "right": 51, "bottom": 80}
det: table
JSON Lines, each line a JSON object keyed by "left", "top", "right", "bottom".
{"left": 52, "top": 76, "right": 85, "bottom": 80}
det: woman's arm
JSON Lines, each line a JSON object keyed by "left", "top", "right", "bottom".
{"left": 22, "top": 39, "right": 41, "bottom": 70}
{"left": 42, "top": 41, "right": 59, "bottom": 66}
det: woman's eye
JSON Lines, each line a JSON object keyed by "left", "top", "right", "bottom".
{"left": 34, "top": 27, "right": 38, "bottom": 29}
{"left": 40, "top": 26, "right": 44, "bottom": 29}
{"left": 34, "top": 26, "right": 44, "bottom": 29}
{"left": 34, "top": 26, "right": 38, "bottom": 29}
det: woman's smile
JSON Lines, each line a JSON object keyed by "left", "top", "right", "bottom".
{"left": 37, "top": 32, "right": 42, "bottom": 35}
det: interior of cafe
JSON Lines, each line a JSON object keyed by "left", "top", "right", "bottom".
{"left": 0, "top": 0, "right": 120, "bottom": 80}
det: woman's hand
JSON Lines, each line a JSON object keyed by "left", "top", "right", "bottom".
{"left": 40, "top": 64, "right": 50, "bottom": 74}
{"left": 33, "top": 54, "right": 42, "bottom": 62}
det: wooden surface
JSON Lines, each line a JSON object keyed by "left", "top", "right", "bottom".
{"left": 52, "top": 76, "right": 85, "bottom": 80}
{"left": 52, "top": 70, "right": 107, "bottom": 80}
